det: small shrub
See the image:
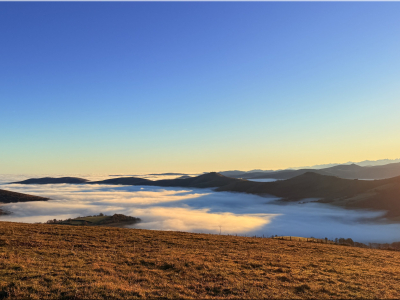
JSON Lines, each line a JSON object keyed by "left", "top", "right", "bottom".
{"left": 295, "top": 284, "right": 311, "bottom": 293}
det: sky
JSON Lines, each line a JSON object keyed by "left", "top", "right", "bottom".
{"left": 1, "top": 2, "right": 400, "bottom": 174}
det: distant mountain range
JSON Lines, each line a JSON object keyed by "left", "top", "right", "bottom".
{"left": 220, "top": 161, "right": 400, "bottom": 180}
{"left": 11, "top": 171, "right": 400, "bottom": 222}
{"left": 292, "top": 158, "right": 400, "bottom": 169}
{"left": 219, "top": 159, "right": 400, "bottom": 177}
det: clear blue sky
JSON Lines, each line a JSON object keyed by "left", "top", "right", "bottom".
{"left": 1, "top": 2, "right": 400, "bottom": 174}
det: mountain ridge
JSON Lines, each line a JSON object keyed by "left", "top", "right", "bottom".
{"left": 225, "top": 162, "right": 400, "bottom": 180}
{"left": 11, "top": 171, "right": 400, "bottom": 222}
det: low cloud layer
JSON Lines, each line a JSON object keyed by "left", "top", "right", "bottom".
{"left": 2, "top": 174, "right": 400, "bottom": 243}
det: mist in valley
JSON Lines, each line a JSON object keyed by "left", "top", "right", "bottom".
{"left": 1, "top": 174, "right": 400, "bottom": 244}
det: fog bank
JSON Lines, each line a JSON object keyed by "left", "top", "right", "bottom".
{"left": 1, "top": 174, "right": 400, "bottom": 243}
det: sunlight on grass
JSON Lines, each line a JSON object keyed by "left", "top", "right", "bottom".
{"left": 1, "top": 222, "right": 400, "bottom": 299}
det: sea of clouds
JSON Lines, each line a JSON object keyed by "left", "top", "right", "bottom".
{"left": 1, "top": 174, "right": 400, "bottom": 243}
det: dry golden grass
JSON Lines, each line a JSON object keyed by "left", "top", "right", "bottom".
{"left": 273, "top": 236, "right": 336, "bottom": 244}
{"left": 1, "top": 221, "right": 400, "bottom": 299}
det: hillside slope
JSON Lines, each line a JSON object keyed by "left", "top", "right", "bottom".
{"left": 233, "top": 162, "right": 400, "bottom": 180}
{"left": 0, "top": 222, "right": 399, "bottom": 299}
{"left": 0, "top": 189, "right": 49, "bottom": 204}
{"left": 99, "top": 172, "right": 400, "bottom": 221}
{"left": 216, "top": 172, "right": 382, "bottom": 199}
{"left": 0, "top": 189, "right": 49, "bottom": 215}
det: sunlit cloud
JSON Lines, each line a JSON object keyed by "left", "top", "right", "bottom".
{"left": 130, "top": 207, "right": 273, "bottom": 234}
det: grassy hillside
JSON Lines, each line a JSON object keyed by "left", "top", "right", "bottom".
{"left": 46, "top": 214, "right": 141, "bottom": 227}
{"left": 1, "top": 222, "right": 400, "bottom": 299}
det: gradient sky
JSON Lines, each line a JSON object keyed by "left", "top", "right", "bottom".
{"left": 1, "top": 2, "right": 400, "bottom": 174}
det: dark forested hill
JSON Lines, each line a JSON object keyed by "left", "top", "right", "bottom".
{"left": 0, "top": 189, "right": 49, "bottom": 215}
{"left": 0, "top": 189, "right": 49, "bottom": 203}
{"left": 89, "top": 177, "right": 151, "bottom": 185}
{"left": 13, "top": 177, "right": 88, "bottom": 184}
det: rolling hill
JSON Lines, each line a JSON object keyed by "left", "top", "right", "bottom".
{"left": 229, "top": 162, "right": 400, "bottom": 180}
{"left": 13, "top": 177, "right": 89, "bottom": 184}
{"left": 13, "top": 171, "right": 400, "bottom": 222}
{"left": 0, "top": 189, "right": 49, "bottom": 204}
{"left": 89, "top": 177, "right": 151, "bottom": 185}
{"left": 0, "top": 189, "right": 49, "bottom": 215}
{"left": 46, "top": 213, "right": 141, "bottom": 227}
{"left": 93, "top": 172, "right": 400, "bottom": 221}
{"left": 0, "top": 222, "right": 399, "bottom": 299}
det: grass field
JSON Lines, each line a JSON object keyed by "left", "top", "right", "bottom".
{"left": 1, "top": 222, "right": 400, "bottom": 299}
